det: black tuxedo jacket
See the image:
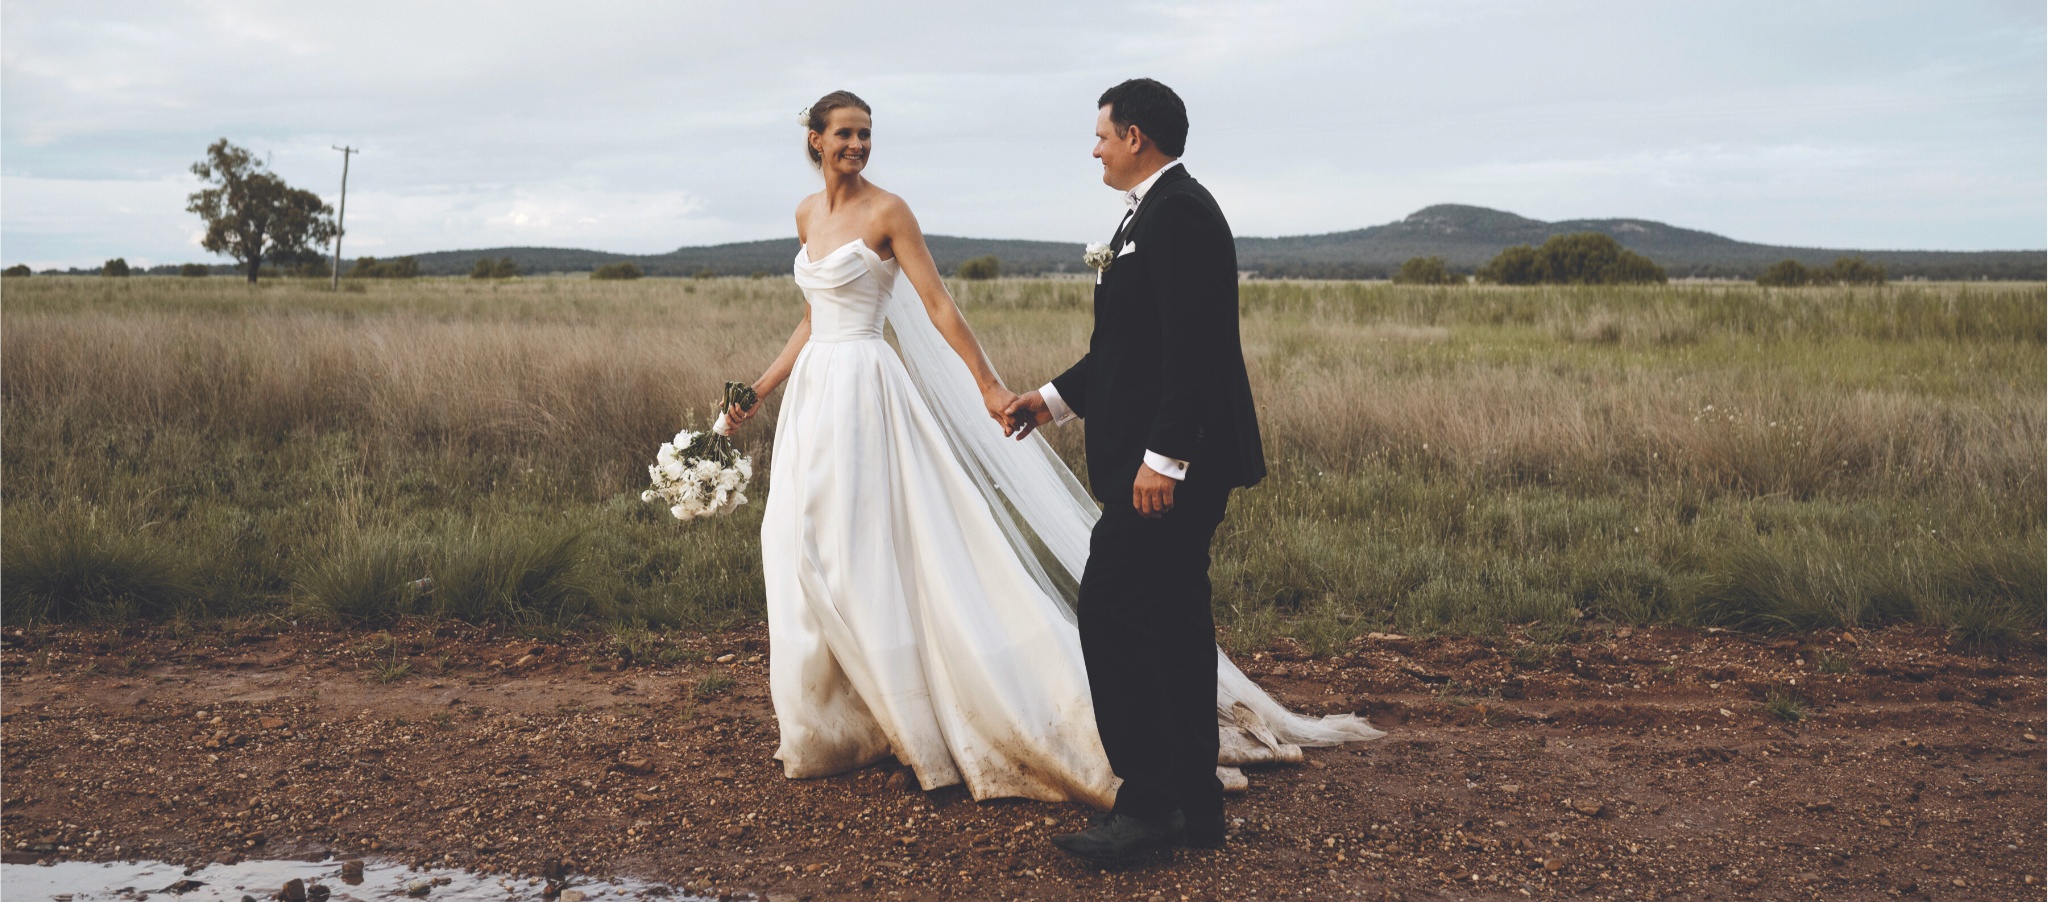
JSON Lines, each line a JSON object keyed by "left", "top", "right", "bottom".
{"left": 1050, "top": 165, "right": 1266, "bottom": 506}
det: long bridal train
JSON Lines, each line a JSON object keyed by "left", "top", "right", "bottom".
{"left": 763, "top": 240, "right": 1381, "bottom": 809}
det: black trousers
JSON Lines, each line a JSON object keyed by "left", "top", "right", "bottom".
{"left": 1078, "top": 480, "right": 1231, "bottom": 821}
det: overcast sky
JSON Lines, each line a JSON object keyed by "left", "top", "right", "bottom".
{"left": 4, "top": 1, "right": 2042, "bottom": 269}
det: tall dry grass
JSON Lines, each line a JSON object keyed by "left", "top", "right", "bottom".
{"left": 3, "top": 275, "right": 2041, "bottom": 647}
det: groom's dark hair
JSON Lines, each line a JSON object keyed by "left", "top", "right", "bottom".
{"left": 1098, "top": 78, "right": 1188, "bottom": 158}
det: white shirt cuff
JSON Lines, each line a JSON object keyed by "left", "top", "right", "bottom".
{"left": 1038, "top": 382, "right": 1079, "bottom": 426}
{"left": 1143, "top": 449, "right": 1189, "bottom": 481}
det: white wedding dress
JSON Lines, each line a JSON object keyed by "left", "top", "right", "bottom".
{"left": 762, "top": 239, "right": 1381, "bottom": 808}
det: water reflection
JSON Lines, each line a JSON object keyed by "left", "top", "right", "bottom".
{"left": 0, "top": 857, "right": 728, "bottom": 901}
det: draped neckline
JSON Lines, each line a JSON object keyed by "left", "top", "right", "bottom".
{"left": 794, "top": 239, "right": 897, "bottom": 291}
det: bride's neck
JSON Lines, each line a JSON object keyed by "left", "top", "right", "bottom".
{"left": 819, "top": 171, "right": 870, "bottom": 209}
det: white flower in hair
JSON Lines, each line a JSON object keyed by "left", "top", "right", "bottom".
{"left": 798, "top": 107, "right": 813, "bottom": 128}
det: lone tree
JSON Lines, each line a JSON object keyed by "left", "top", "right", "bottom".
{"left": 186, "top": 139, "right": 336, "bottom": 284}
{"left": 102, "top": 257, "right": 131, "bottom": 277}
{"left": 4, "top": 264, "right": 32, "bottom": 278}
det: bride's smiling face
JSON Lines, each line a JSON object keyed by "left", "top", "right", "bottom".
{"left": 812, "top": 108, "right": 872, "bottom": 176}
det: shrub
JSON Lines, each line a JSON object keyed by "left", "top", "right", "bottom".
{"left": 1476, "top": 233, "right": 1665, "bottom": 285}
{"left": 1475, "top": 245, "right": 1542, "bottom": 285}
{"left": 591, "top": 262, "right": 644, "bottom": 281}
{"left": 693, "top": 266, "right": 717, "bottom": 279}
{"left": 1826, "top": 256, "right": 1886, "bottom": 285}
{"left": 1757, "top": 259, "right": 1809, "bottom": 287}
{"left": 955, "top": 255, "right": 1001, "bottom": 280}
{"left": 1392, "top": 256, "right": 1460, "bottom": 285}
{"left": 178, "top": 263, "right": 211, "bottom": 278}
{"left": 471, "top": 257, "right": 519, "bottom": 279}
{"left": 102, "top": 258, "right": 131, "bottom": 277}
{"left": 3, "top": 264, "right": 30, "bottom": 278}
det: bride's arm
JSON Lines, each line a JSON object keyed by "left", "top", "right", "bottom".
{"left": 881, "top": 197, "right": 1016, "bottom": 420}
{"left": 727, "top": 309, "right": 811, "bottom": 428}
{"left": 727, "top": 204, "right": 820, "bottom": 428}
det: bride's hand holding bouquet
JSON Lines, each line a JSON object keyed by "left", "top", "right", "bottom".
{"left": 641, "top": 381, "right": 760, "bottom": 521}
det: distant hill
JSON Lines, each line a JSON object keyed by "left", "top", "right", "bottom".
{"left": 401, "top": 204, "right": 2044, "bottom": 280}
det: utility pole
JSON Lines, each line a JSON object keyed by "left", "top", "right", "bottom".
{"left": 329, "top": 145, "right": 357, "bottom": 289}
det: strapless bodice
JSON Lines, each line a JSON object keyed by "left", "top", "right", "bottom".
{"left": 793, "top": 240, "right": 899, "bottom": 342}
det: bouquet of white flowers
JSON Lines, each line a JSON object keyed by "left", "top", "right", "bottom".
{"left": 642, "top": 382, "right": 758, "bottom": 521}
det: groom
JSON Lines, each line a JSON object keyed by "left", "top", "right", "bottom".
{"left": 1006, "top": 77, "right": 1265, "bottom": 863}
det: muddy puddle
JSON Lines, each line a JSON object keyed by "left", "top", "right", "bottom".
{"left": 0, "top": 857, "right": 721, "bottom": 901}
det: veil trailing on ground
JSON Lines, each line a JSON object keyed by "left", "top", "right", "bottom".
{"left": 882, "top": 270, "right": 1384, "bottom": 755}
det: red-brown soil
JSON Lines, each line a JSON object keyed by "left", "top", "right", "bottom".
{"left": 2, "top": 622, "right": 2041, "bottom": 900}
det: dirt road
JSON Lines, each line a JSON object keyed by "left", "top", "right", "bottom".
{"left": 2, "top": 623, "right": 2041, "bottom": 900}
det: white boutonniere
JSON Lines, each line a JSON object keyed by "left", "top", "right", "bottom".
{"left": 1083, "top": 242, "right": 1116, "bottom": 274}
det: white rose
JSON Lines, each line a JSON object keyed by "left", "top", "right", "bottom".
{"left": 670, "top": 503, "right": 691, "bottom": 520}
{"left": 735, "top": 457, "right": 753, "bottom": 481}
{"left": 656, "top": 444, "right": 679, "bottom": 465}
{"left": 640, "top": 489, "right": 658, "bottom": 503}
{"left": 661, "top": 461, "right": 686, "bottom": 481}
{"left": 673, "top": 430, "right": 695, "bottom": 447}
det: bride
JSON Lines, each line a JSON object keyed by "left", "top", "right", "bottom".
{"left": 722, "top": 90, "right": 1380, "bottom": 814}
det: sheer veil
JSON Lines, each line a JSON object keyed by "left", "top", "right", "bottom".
{"left": 882, "top": 270, "right": 1384, "bottom": 751}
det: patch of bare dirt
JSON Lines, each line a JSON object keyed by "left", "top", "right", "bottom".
{"left": 2, "top": 623, "right": 2042, "bottom": 900}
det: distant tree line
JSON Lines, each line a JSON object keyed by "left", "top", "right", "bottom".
{"left": 1391, "top": 256, "right": 1462, "bottom": 285}
{"left": 346, "top": 256, "right": 421, "bottom": 279}
{"left": 1755, "top": 257, "right": 1886, "bottom": 287}
{"left": 471, "top": 257, "right": 520, "bottom": 279}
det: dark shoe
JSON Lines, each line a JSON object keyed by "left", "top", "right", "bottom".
{"left": 1181, "top": 813, "right": 1226, "bottom": 848}
{"left": 1051, "top": 813, "right": 1175, "bottom": 863}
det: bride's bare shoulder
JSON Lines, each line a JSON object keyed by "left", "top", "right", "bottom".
{"left": 869, "top": 189, "right": 920, "bottom": 228}
{"left": 794, "top": 192, "right": 823, "bottom": 239}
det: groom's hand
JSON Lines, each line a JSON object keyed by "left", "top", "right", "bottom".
{"left": 1003, "top": 391, "right": 1053, "bottom": 439}
{"left": 1133, "top": 464, "right": 1176, "bottom": 518}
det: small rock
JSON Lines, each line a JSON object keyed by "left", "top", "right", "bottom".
{"left": 1802, "top": 801, "right": 1835, "bottom": 813}
{"left": 560, "top": 891, "right": 586, "bottom": 902}
{"left": 715, "top": 654, "right": 737, "bottom": 664}
{"left": 1733, "top": 876, "right": 1760, "bottom": 888}
{"left": 278, "top": 878, "right": 307, "bottom": 902}
{"left": 885, "top": 770, "right": 911, "bottom": 792}
{"left": 803, "top": 863, "right": 823, "bottom": 874}
{"left": 2024, "top": 732, "right": 2039, "bottom": 742}
{"left": 1542, "top": 857, "right": 1565, "bottom": 873}
{"left": 405, "top": 880, "right": 432, "bottom": 897}
{"left": 514, "top": 654, "right": 537, "bottom": 668}
{"left": 162, "top": 880, "right": 206, "bottom": 893}
{"left": 259, "top": 717, "right": 286, "bottom": 730}
{"left": 1951, "top": 878, "right": 1967, "bottom": 888}
{"left": 1569, "top": 799, "right": 1607, "bottom": 817}
{"left": 339, "top": 860, "right": 364, "bottom": 883}
{"left": 616, "top": 757, "right": 654, "bottom": 776}
{"left": 306, "top": 886, "right": 330, "bottom": 902}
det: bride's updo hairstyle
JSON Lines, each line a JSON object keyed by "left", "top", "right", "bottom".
{"left": 803, "top": 90, "right": 872, "bottom": 168}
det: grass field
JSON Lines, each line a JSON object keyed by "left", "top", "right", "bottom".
{"left": 3, "top": 275, "right": 2041, "bottom": 650}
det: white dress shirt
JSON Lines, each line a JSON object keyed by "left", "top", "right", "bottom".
{"left": 1038, "top": 159, "right": 1189, "bottom": 482}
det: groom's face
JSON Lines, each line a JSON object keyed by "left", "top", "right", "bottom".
{"left": 1093, "top": 105, "right": 1144, "bottom": 192}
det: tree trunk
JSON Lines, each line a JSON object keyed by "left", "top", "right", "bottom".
{"left": 245, "top": 254, "right": 261, "bottom": 284}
